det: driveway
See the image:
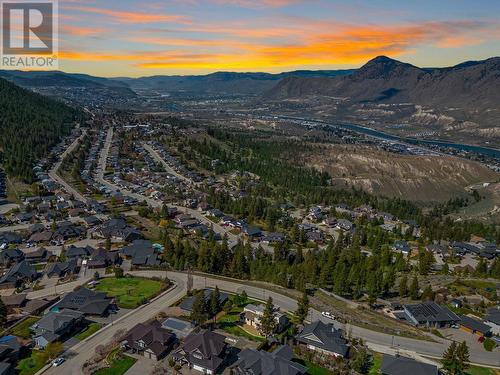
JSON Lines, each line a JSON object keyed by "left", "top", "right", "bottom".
{"left": 123, "top": 355, "right": 157, "bottom": 375}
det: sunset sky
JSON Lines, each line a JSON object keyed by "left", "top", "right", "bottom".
{"left": 54, "top": 0, "right": 500, "bottom": 77}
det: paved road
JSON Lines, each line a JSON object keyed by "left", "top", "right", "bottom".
{"left": 95, "top": 128, "right": 241, "bottom": 247}
{"left": 143, "top": 143, "right": 192, "bottom": 184}
{"left": 40, "top": 271, "right": 500, "bottom": 374}
{"left": 45, "top": 277, "right": 186, "bottom": 375}
{"left": 49, "top": 131, "right": 88, "bottom": 203}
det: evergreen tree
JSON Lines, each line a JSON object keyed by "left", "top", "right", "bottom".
{"left": 456, "top": 341, "right": 470, "bottom": 374}
{"left": 210, "top": 286, "right": 221, "bottom": 319}
{"left": 351, "top": 348, "right": 371, "bottom": 374}
{"left": 410, "top": 275, "right": 420, "bottom": 300}
{"left": 399, "top": 275, "right": 408, "bottom": 298}
{"left": 295, "top": 291, "right": 310, "bottom": 325}
{"left": 190, "top": 291, "right": 208, "bottom": 325}
{"left": 260, "top": 297, "right": 277, "bottom": 337}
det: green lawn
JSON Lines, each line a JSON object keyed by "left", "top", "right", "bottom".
{"left": 16, "top": 351, "right": 48, "bottom": 375}
{"left": 369, "top": 352, "right": 382, "bottom": 375}
{"left": 292, "top": 358, "right": 332, "bottom": 375}
{"left": 75, "top": 322, "right": 102, "bottom": 341}
{"left": 10, "top": 316, "right": 40, "bottom": 339}
{"left": 466, "top": 365, "right": 498, "bottom": 375}
{"left": 95, "top": 277, "right": 164, "bottom": 309}
{"left": 218, "top": 308, "right": 265, "bottom": 342}
{"left": 94, "top": 355, "right": 137, "bottom": 375}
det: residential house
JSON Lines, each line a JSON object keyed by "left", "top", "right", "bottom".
{"left": 380, "top": 354, "right": 438, "bottom": 375}
{"left": 393, "top": 241, "right": 411, "bottom": 255}
{"left": 0, "top": 249, "right": 24, "bottom": 267}
{"left": 46, "top": 260, "right": 78, "bottom": 278}
{"left": 335, "top": 219, "right": 353, "bottom": 232}
{"left": 403, "top": 302, "right": 460, "bottom": 328}
{"left": 122, "top": 321, "right": 176, "bottom": 360}
{"left": 0, "top": 233, "right": 22, "bottom": 247}
{"left": 172, "top": 330, "right": 227, "bottom": 374}
{"left": 242, "top": 304, "right": 289, "bottom": 335}
{"left": 232, "top": 345, "right": 306, "bottom": 375}
{"left": 0, "top": 261, "right": 38, "bottom": 289}
{"left": 86, "top": 248, "right": 119, "bottom": 269}
{"left": 243, "top": 226, "right": 263, "bottom": 241}
{"left": 96, "top": 218, "right": 142, "bottom": 242}
{"left": 65, "top": 245, "right": 93, "bottom": 260}
{"left": 53, "top": 287, "right": 112, "bottom": 316}
{"left": 24, "top": 248, "right": 52, "bottom": 264}
{"left": 484, "top": 307, "right": 500, "bottom": 335}
{"left": 0, "top": 335, "right": 21, "bottom": 375}
{"left": 1, "top": 294, "right": 27, "bottom": 314}
{"left": 295, "top": 321, "right": 349, "bottom": 358}
{"left": 120, "top": 240, "right": 160, "bottom": 267}
{"left": 31, "top": 309, "right": 84, "bottom": 348}
{"left": 261, "top": 233, "right": 286, "bottom": 245}
{"left": 161, "top": 318, "right": 195, "bottom": 339}
{"left": 28, "top": 231, "right": 53, "bottom": 244}
{"left": 459, "top": 315, "right": 491, "bottom": 338}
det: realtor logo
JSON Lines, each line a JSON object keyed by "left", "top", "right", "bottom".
{"left": 1, "top": 0, "right": 58, "bottom": 69}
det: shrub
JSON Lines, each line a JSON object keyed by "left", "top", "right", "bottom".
{"left": 483, "top": 338, "right": 496, "bottom": 352}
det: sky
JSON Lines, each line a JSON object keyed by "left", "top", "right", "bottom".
{"left": 50, "top": 0, "right": 500, "bottom": 76}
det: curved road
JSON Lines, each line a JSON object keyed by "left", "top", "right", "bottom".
{"left": 41, "top": 271, "right": 499, "bottom": 375}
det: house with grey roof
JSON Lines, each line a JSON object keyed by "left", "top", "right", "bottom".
{"left": 242, "top": 303, "right": 289, "bottom": 335}
{"left": 485, "top": 306, "right": 500, "bottom": 335}
{"left": 120, "top": 240, "right": 160, "bottom": 267}
{"left": 380, "top": 354, "right": 438, "bottom": 375}
{"left": 161, "top": 318, "right": 195, "bottom": 339}
{"left": 122, "top": 321, "right": 176, "bottom": 361}
{"left": 459, "top": 315, "right": 491, "bottom": 337}
{"left": 295, "top": 321, "right": 349, "bottom": 358}
{"left": 232, "top": 345, "right": 306, "bottom": 375}
{"left": 403, "top": 302, "right": 460, "bottom": 328}
{"left": 46, "top": 260, "right": 78, "bottom": 278}
{"left": 53, "top": 287, "right": 112, "bottom": 316}
{"left": 172, "top": 330, "right": 227, "bottom": 374}
{"left": 0, "top": 261, "right": 38, "bottom": 289}
{"left": 31, "top": 309, "right": 84, "bottom": 348}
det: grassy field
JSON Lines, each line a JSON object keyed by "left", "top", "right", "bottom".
{"left": 95, "top": 277, "right": 164, "bottom": 309}
{"left": 466, "top": 366, "right": 500, "bottom": 375}
{"left": 218, "top": 307, "right": 265, "bottom": 342}
{"left": 94, "top": 355, "right": 137, "bottom": 375}
{"left": 16, "top": 351, "right": 48, "bottom": 375}
{"left": 369, "top": 352, "right": 382, "bottom": 375}
{"left": 75, "top": 322, "right": 102, "bottom": 341}
{"left": 10, "top": 316, "right": 40, "bottom": 339}
{"left": 292, "top": 358, "right": 332, "bottom": 375}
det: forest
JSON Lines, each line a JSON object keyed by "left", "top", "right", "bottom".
{"left": 0, "top": 78, "right": 82, "bottom": 182}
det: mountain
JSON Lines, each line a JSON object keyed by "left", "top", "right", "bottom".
{"left": 0, "top": 77, "right": 82, "bottom": 181}
{"left": 265, "top": 56, "right": 500, "bottom": 109}
{"left": 117, "top": 70, "right": 354, "bottom": 95}
{"left": 0, "top": 70, "right": 136, "bottom": 97}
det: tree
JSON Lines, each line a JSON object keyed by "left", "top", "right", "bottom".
{"left": 260, "top": 297, "right": 276, "bottom": 337}
{"left": 210, "top": 286, "right": 221, "bottom": 319}
{"left": 442, "top": 341, "right": 469, "bottom": 375}
{"left": 190, "top": 291, "right": 208, "bottom": 325}
{"left": 0, "top": 299, "right": 7, "bottom": 327}
{"left": 351, "top": 348, "right": 371, "bottom": 374}
{"left": 409, "top": 275, "right": 420, "bottom": 300}
{"left": 399, "top": 275, "right": 408, "bottom": 298}
{"left": 456, "top": 341, "right": 470, "bottom": 374}
{"left": 114, "top": 267, "right": 124, "bottom": 278}
{"left": 295, "top": 291, "right": 310, "bottom": 325}
{"left": 45, "top": 341, "right": 63, "bottom": 360}
{"left": 93, "top": 271, "right": 100, "bottom": 281}
{"left": 105, "top": 236, "right": 112, "bottom": 251}
{"left": 421, "top": 285, "right": 434, "bottom": 301}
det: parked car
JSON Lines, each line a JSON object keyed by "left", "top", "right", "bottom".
{"left": 52, "top": 358, "right": 65, "bottom": 367}
{"left": 321, "top": 311, "right": 335, "bottom": 320}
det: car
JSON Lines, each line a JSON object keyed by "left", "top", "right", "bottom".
{"left": 321, "top": 311, "right": 335, "bottom": 320}
{"left": 52, "top": 358, "right": 65, "bottom": 367}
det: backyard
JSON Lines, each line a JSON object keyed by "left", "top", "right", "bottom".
{"left": 95, "top": 276, "right": 165, "bottom": 309}
{"left": 10, "top": 316, "right": 40, "bottom": 339}
{"left": 217, "top": 306, "right": 265, "bottom": 342}
{"left": 17, "top": 351, "right": 48, "bottom": 375}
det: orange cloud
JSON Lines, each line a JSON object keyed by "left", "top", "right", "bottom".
{"left": 63, "top": 25, "right": 109, "bottom": 37}
{"left": 59, "top": 20, "right": 498, "bottom": 73}
{"left": 64, "top": 6, "right": 191, "bottom": 24}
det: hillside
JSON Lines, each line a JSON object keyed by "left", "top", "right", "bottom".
{"left": 0, "top": 77, "right": 82, "bottom": 181}
{"left": 264, "top": 56, "right": 500, "bottom": 143}
{"left": 116, "top": 70, "right": 354, "bottom": 95}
